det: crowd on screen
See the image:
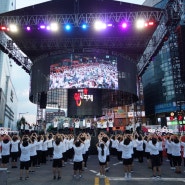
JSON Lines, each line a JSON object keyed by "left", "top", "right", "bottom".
{"left": 49, "top": 62, "right": 118, "bottom": 89}
{"left": 0, "top": 122, "right": 185, "bottom": 180}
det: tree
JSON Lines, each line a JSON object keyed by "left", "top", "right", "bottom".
{"left": 17, "top": 117, "right": 26, "bottom": 131}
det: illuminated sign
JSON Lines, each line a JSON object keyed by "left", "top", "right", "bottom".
{"left": 74, "top": 88, "right": 93, "bottom": 107}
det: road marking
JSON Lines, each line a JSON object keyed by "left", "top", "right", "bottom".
{"left": 104, "top": 177, "right": 110, "bottom": 185}
{"left": 90, "top": 170, "right": 98, "bottom": 174}
{"left": 94, "top": 177, "right": 99, "bottom": 185}
{"left": 112, "top": 162, "right": 122, "bottom": 166}
{"left": 108, "top": 177, "right": 185, "bottom": 182}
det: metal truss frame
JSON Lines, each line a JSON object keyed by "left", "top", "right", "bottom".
{"left": 17, "top": 37, "right": 148, "bottom": 50}
{"left": 2, "top": 2, "right": 183, "bottom": 75}
{"left": 137, "top": 16, "right": 168, "bottom": 76}
{"left": 0, "top": 32, "right": 32, "bottom": 73}
{"left": 0, "top": 10, "right": 164, "bottom": 74}
{"left": 0, "top": 11, "right": 164, "bottom": 27}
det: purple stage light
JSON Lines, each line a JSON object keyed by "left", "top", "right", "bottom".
{"left": 40, "top": 25, "right": 46, "bottom": 29}
{"left": 121, "top": 22, "right": 127, "bottom": 29}
{"left": 107, "top": 23, "right": 113, "bottom": 27}
{"left": 26, "top": 26, "right": 31, "bottom": 31}
{"left": 46, "top": 26, "right": 51, "bottom": 30}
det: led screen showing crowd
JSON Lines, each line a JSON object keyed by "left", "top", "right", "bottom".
{"left": 49, "top": 54, "right": 118, "bottom": 90}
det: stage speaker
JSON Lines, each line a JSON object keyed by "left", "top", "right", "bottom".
{"left": 177, "top": 24, "right": 185, "bottom": 81}
{"left": 40, "top": 91, "right": 47, "bottom": 109}
{"left": 161, "top": 117, "right": 167, "bottom": 127}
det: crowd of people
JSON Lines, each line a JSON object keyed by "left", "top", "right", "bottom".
{"left": 49, "top": 62, "right": 118, "bottom": 89}
{"left": 0, "top": 130, "right": 185, "bottom": 181}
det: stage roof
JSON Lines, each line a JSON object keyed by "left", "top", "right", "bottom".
{"left": 0, "top": 0, "right": 164, "bottom": 64}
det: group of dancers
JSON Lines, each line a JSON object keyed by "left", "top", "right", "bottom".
{"left": 0, "top": 130, "right": 185, "bottom": 180}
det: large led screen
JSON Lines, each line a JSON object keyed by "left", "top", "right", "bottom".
{"left": 30, "top": 53, "right": 138, "bottom": 107}
{"left": 67, "top": 88, "right": 102, "bottom": 117}
{"left": 49, "top": 54, "right": 118, "bottom": 90}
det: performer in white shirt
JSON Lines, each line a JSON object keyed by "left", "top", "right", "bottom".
{"left": 96, "top": 119, "right": 102, "bottom": 135}
{"left": 86, "top": 119, "right": 91, "bottom": 134}
{"left": 19, "top": 135, "right": 32, "bottom": 180}
{"left": 73, "top": 138, "right": 84, "bottom": 178}
{"left": 107, "top": 118, "right": 114, "bottom": 135}
{"left": 1, "top": 134, "right": 11, "bottom": 168}
{"left": 10, "top": 134, "right": 20, "bottom": 168}
{"left": 63, "top": 120, "right": 69, "bottom": 134}
{"left": 74, "top": 119, "right": 80, "bottom": 136}
{"left": 119, "top": 135, "right": 133, "bottom": 179}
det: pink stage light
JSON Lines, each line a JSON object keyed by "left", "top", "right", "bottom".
{"left": 26, "top": 26, "right": 31, "bottom": 31}
{"left": 0, "top": 26, "right": 7, "bottom": 31}
{"left": 107, "top": 23, "right": 113, "bottom": 27}
{"left": 121, "top": 22, "right": 127, "bottom": 29}
{"left": 148, "top": 21, "right": 154, "bottom": 26}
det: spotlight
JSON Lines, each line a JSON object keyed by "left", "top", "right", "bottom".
{"left": 81, "top": 23, "right": 87, "bottom": 30}
{"left": 136, "top": 19, "right": 145, "bottom": 29}
{"left": 9, "top": 24, "right": 18, "bottom": 32}
{"left": 65, "top": 24, "right": 71, "bottom": 31}
{"left": 145, "top": 23, "right": 148, "bottom": 27}
{"left": 94, "top": 21, "right": 107, "bottom": 31}
{"left": 121, "top": 22, "right": 128, "bottom": 29}
{"left": 107, "top": 23, "right": 113, "bottom": 27}
{"left": 148, "top": 21, "right": 154, "bottom": 26}
{"left": 144, "top": 21, "right": 155, "bottom": 28}
{"left": 26, "top": 26, "right": 31, "bottom": 31}
{"left": 50, "top": 22, "right": 59, "bottom": 31}
{"left": 46, "top": 25, "right": 51, "bottom": 30}
{"left": 0, "top": 26, "right": 8, "bottom": 31}
{"left": 40, "top": 25, "right": 46, "bottom": 29}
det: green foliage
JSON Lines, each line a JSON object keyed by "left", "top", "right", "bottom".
{"left": 16, "top": 117, "right": 26, "bottom": 131}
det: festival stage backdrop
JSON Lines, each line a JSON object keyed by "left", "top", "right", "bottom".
{"left": 67, "top": 88, "right": 102, "bottom": 117}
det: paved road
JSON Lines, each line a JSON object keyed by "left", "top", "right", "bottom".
{"left": 2, "top": 155, "right": 185, "bottom": 185}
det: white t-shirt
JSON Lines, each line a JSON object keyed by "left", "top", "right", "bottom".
{"left": 119, "top": 141, "right": 133, "bottom": 159}
{"left": 136, "top": 139, "right": 144, "bottom": 151}
{"left": 63, "top": 122, "right": 69, "bottom": 128}
{"left": 1, "top": 141, "right": 11, "bottom": 156}
{"left": 102, "top": 121, "right": 107, "bottom": 128}
{"left": 97, "top": 144, "right": 107, "bottom": 163}
{"left": 42, "top": 140, "right": 49, "bottom": 151}
{"left": 86, "top": 121, "right": 91, "bottom": 128}
{"left": 108, "top": 121, "right": 113, "bottom": 128}
{"left": 47, "top": 139, "right": 54, "bottom": 148}
{"left": 74, "top": 121, "right": 80, "bottom": 128}
{"left": 149, "top": 142, "right": 159, "bottom": 155}
{"left": 36, "top": 140, "right": 43, "bottom": 151}
{"left": 97, "top": 121, "right": 101, "bottom": 128}
{"left": 171, "top": 142, "right": 181, "bottom": 156}
{"left": 20, "top": 144, "right": 31, "bottom": 162}
{"left": 53, "top": 142, "right": 64, "bottom": 159}
{"left": 73, "top": 143, "right": 84, "bottom": 162}
{"left": 10, "top": 140, "right": 20, "bottom": 152}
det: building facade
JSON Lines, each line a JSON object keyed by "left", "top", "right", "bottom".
{"left": 0, "top": 0, "right": 18, "bottom": 129}
{"left": 142, "top": 0, "right": 185, "bottom": 129}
